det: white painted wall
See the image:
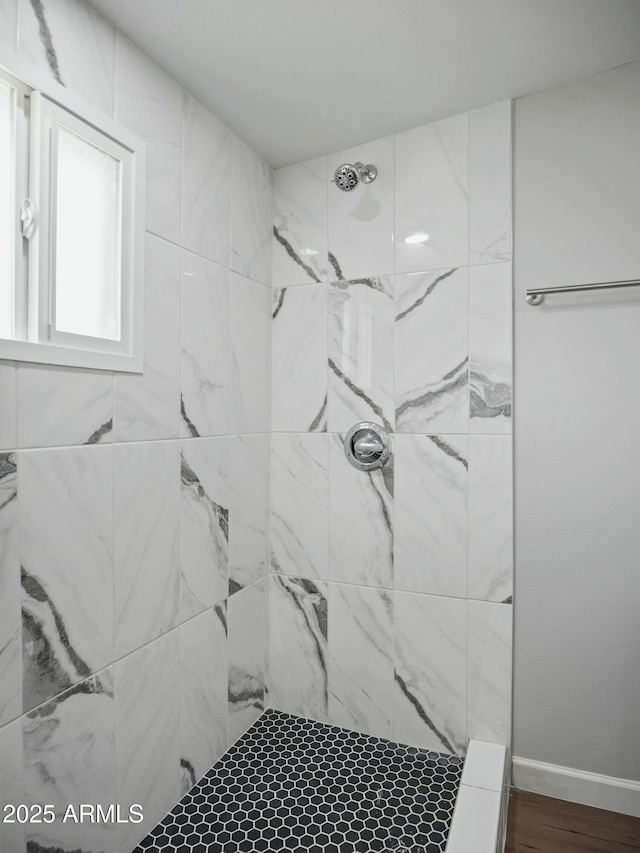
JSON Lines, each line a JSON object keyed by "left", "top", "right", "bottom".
{"left": 513, "top": 61, "right": 640, "bottom": 787}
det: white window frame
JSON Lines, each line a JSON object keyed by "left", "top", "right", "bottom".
{"left": 0, "top": 49, "right": 145, "bottom": 373}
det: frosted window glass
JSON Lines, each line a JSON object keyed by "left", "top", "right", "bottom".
{"left": 0, "top": 82, "right": 14, "bottom": 340}
{"left": 55, "top": 125, "right": 121, "bottom": 340}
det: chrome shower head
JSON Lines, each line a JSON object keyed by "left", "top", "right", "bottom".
{"left": 332, "top": 162, "right": 377, "bottom": 191}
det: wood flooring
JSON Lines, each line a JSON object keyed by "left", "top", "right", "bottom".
{"left": 505, "top": 789, "right": 640, "bottom": 852}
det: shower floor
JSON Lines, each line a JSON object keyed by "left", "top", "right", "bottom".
{"left": 135, "top": 708, "right": 463, "bottom": 853}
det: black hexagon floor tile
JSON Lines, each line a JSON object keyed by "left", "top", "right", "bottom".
{"left": 135, "top": 709, "right": 462, "bottom": 853}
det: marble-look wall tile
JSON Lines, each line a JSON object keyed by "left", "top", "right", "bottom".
{"left": 469, "top": 100, "right": 512, "bottom": 265}
{"left": 394, "top": 435, "right": 468, "bottom": 598}
{"left": 270, "top": 433, "right": 328, "bottom": 580}
{"left": 395, "top": 268, "right": 468, "bottom": 433}
{"left": 229, "top": 274, "right": 270, "bottom": 434}
{"left": 395, "top": 113, "right": 468, "bottom": 273}
{"left": 114, "top": 233, "right": 181, "bottom": 441}
{"left": 328, "top": 583, "right": 393, "bottom": 739}
{"left": 18, "top": 0, "right": 115, "bottom": 114}
{"left": 0, "top": 0, "right": 16, "bottom": 50}
{"left": 328, "top": 276, "right": 394, "bottom": 433}
{"left": 0, "top": 453, "right": 21, "bottom": 726}
{"left": 23, "top": 670, "right": 116, "bottom": 853}
{"left": 468, "top": 436, "right": 513, "bottom": 603}
{"left": 328, "top": 434, "right": 393, "bottom": 589}
{"left": 114, "top": 441, "right": 179, "bottom": 659}
{"left": 272, "top": 283, "right": 327, "bottom": 432}
{"left": 469, "top": 263, "right": 512, "bottom": 432}
{"left": 0, "top": 716, "right": 26, "bottom": 853}
{"left": 394, "top": 592, "right": 466, "bottom": 755}
{"left": 231, "top": 137, "right": 273, "bottom": 287}
{"left": 181, "top": 251, "right": 229, "bottom": 438}
{"left": 115, "top": 630, "right": 180, "bottom": 853}
{"left": 0, "top": 362, "right": 16, "bottom": 450}
{"left": 180, "top": 603, "right": 228, "bottom": 791}
{"left": 327, "top": 136, "right": 394, "bottom": 280}
{"left": 229, "top": 435, "right": 269, "bottom": 593}
{"left": 20, "top": 445, "right": 113, "bottom": 713}
{"left": 115, "top": 36, "right": 183, "bottom": 244}
{"left": 269, "top": 575, "right": 327, "bottom": 721}
{"left": 273, "top": 157, "right": 328, "bottom": 286}
{"left": 467, "top": 601, "right": 512, "bottom": 745}
{"left": 180, "top": 438, "right": 229, "bottom": 620}
{"left": 182, "top": 94, "right": 231, "bottom": 266}
{"left": 17, "top": 364, "right": 113, "bottom": 448}
{"left": 227, "top": 578, "right": 267, "bottom": 744}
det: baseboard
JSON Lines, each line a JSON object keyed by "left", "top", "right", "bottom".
{"left": 512, "top": 756, "right": 640, "bottom": 818}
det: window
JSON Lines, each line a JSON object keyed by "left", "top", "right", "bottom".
{"left": 0, "top": 60, "right": 144, "bottom": 372}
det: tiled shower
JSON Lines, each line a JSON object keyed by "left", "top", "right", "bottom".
{"left": 0, "top": 0, "right": 512, "bottom": 851}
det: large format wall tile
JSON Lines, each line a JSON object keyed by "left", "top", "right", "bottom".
{"left": 114, "top": 234, "right": 181, "bottom": 441}
{"left": 0, "top": 453, "right": 20, "bottom": 725}
{"left": 180, "top": 438, "right": 229, "bottom": 621}
{"left": 231, "top": 138, "right": 273, "bottom": 287}
{"left": 272, "top": 284, "right": 327, "bottom": 432}
{"left": 269, "top": 575, "right": 328, "bottom": 721}
{"left": 469, "top": 100, "right": 512, "bottom": 265}
{"left": 20, "top": 445, "right": 113, "bottom": 713}
{"left": 328, "top": 583, "right": 394, "bottom": 739}
{"left": 227, "top": 578, "right": 267, "bottom": 745}
{"left": 467, "top": 601, "right": 512, "bottom": 745}
{"left": 115, "top": 631, "right": 180, "bottom": 853}
{"left": 0, "top": 362, "right": 16, "bottom": 450}
{"left": 181, "top": 251, "right": 229, "bottom": 438}
{"left": 328, "top": 277, "right": 394, "bottom": 433}
{"left": 273, "top": 157, "right": 328, "bottom": 287}
{"left": 229, "top": 435, "right": 269, "bottom": 593}
{"left": 395, "top": 268, "right": 468, "bottom": 433}
{"left": 395, "top": 114, "right": 468, "bottom": 273}
{"left": 182, "top": 94, "right": 231, "bottom": 266}
{"left": 0, "top": 716, "right": 26, "bottom": 852}
{"left": 394, "top": 435, "right": 468, "bottom": 598}
{"left": 394, "top": 592, "right": 467, "bottom": 755}
{"left": 468, "top": 435, "right": 513, "bottom": 603}
{"left": 0, "top": 0, "right": 16, "bottom": 50}
{"left": 115, "top": 35, "right": 183, "bottom": 244}
{"left": 329, "top": 434, "right": 393, "bottom": 589}
{"left": 18, "top": 0, "right": 115, "bottom": 114}
{"left": 114, "top": 441, "right": 180, "bottom": 659}
{"left": 17, "top": 365, "right": 113, "bottom": 448}
{"left": 229, "top": 274, "right": 270, "bottom": 434}
{"left": 180, "top": 604, "right": 228, "bottom": 791}
{"left": 23, "top": 669, "right": 116, "bottom": 853}
{"left": 469, "top": 263, "right": 512, "bottom": 432}
{"left": 270, "top": 433, "right": 328, "bottom": 580}
{"left": 327, "top": 136, "right": 394, "bottom": 281}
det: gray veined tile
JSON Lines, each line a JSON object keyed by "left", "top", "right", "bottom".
{"left": 181, "top": 250, "right": 230, "bottom": 438}
{"left": 0, "top": 0, "right": 16, "bottom": 51}
{"left": 20, "top": 445, "right": 113, "bottom": 714}
{"left": 227, "top": 577, "right": 267, "bottom": 745}
{"left": 328, "top": 433, "right": 393, "bottom": 590}
{"left": 271, "top": 283, "right": 327, "bottom": 432}
{"left": 328, "top": 583, "right": 394, "bottom": 739}
{"left": 0, "top": 716, "right": 26, "bottom": 853}
{"left": 394, "top": 591, "right": 467, "bottom": 755}
{"left": 0, "top": 452, "right": 21, "bottom": 726}
{"left": 231, "top": 137, "right": 273, "bottom": 287}
{"left": 23, "top": 670, "right": 116, "bottom": 853}
{"left": 0, "top": 361, "right": 17, "bottom": 450}
{"left": 467, "top": 601, "right": 512, "bottom": 746}
{"left": 114, "top": 441, "right": 180, "bottom": 659}
{"left": 273, "top": 156, "right": 328, "bottom": 287}
{"left": 395, "top": 268, "right": 469, "bottom": 434}
{"left": 270, "top": 433, "right": 328, "bottom": 581}
{"left": 394, "top": 435, "right": 468, "bottom": 598}
{"left": 469, "top": 263, "right": 512, "bottom": 432}
{"left": 328, "top": 276, "right": 395, "bottom": 434}
{"left": 228, "top": 435, "right": 269, "bottom": 594}
{"left": 180, "top": 438, "right": 229, "bottom": 621}
{"left": 270, "top": 575, "right": 328, "bottom": 721}
{"left": 180, "top": 603, "right": 228, "bottom": 792}
{"left": 229, "top": 273, "right": 270, "bottom": 435}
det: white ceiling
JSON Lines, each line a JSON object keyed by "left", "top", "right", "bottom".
{"left": 87, "top": 0, "right": 640, "bottom": 168}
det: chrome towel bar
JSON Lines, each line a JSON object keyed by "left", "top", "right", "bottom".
{"left": 526, "top": 279, "right": 640, "bottom": 305}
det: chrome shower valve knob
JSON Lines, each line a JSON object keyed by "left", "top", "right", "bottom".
{"left": 344, "top": 422, "right": 392, "bottom": 471}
